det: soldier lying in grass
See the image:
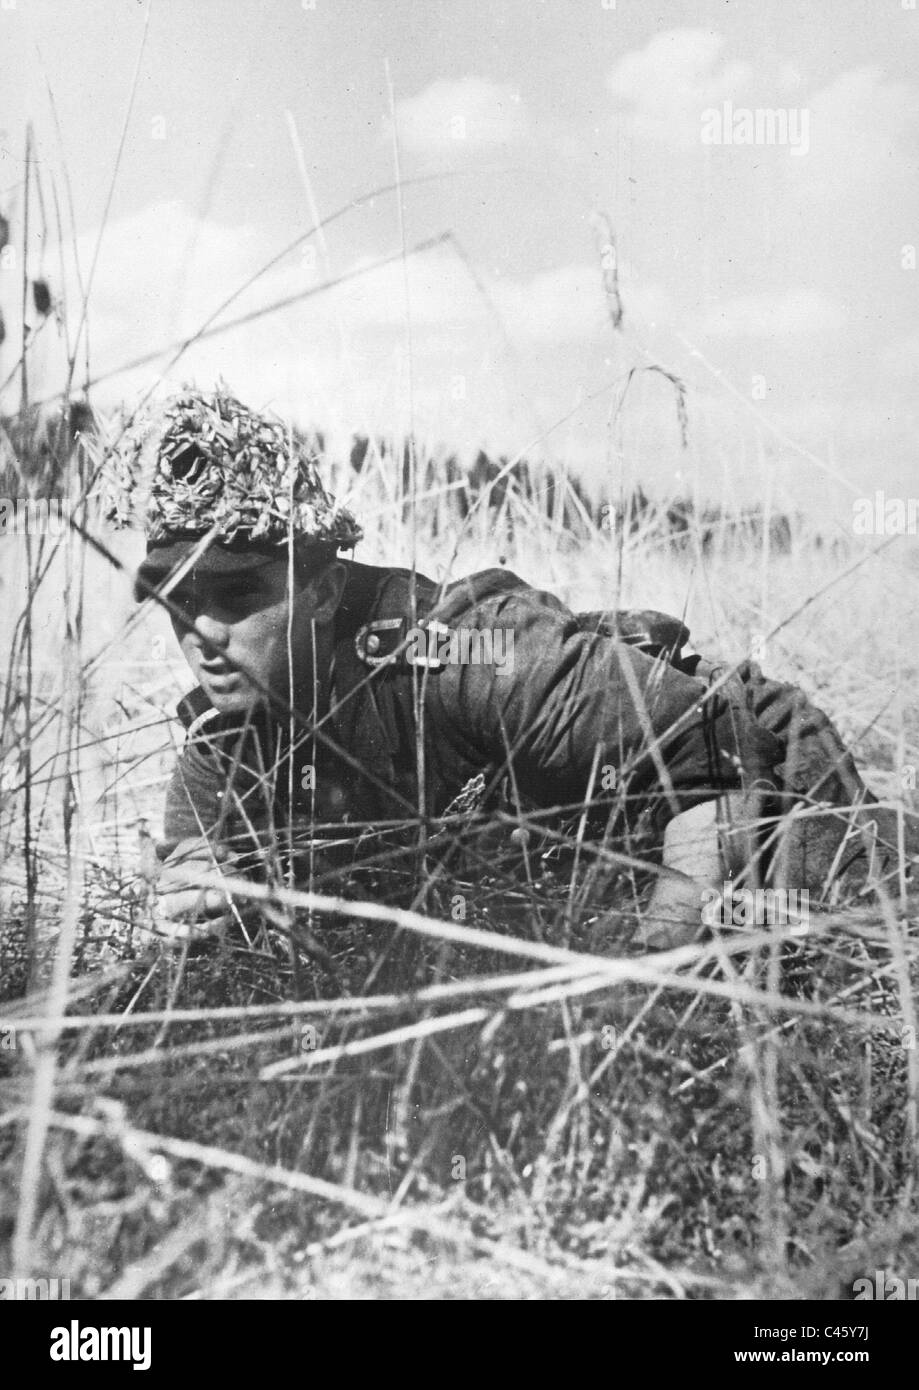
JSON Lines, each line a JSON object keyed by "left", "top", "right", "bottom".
{"left": 132, "top": 389, "right": 917, "bottom": 951}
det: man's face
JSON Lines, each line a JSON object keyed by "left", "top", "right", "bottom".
{"left": 170, "top": 560, "right": 329, "bottom": 715}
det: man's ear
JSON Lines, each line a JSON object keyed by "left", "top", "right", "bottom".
{"left": 301, "top": 561, "right": 347, "bottom": 625}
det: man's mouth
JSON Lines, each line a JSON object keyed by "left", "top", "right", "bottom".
{"left": 200, "top": 663, "right": 243, "bottom": 691}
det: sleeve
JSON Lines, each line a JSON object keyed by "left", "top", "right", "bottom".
{"left": 157, "top": 723, "right": 230, "bottom": 861}
{"left": 431, "top": 588, "right": 783, "bottom": 817}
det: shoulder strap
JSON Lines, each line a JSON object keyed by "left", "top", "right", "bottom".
{"left": 352, "top": 566, "right": 528, "bottom": 668}
{"left": 432, "top": 567, "right": 529, "bottom": 622}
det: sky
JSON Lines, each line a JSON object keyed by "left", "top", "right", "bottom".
{"left": 1, "top": 0, "right": 917, "bottom": 511}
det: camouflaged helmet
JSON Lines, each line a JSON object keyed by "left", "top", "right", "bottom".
{"left": 133, "top": 387, "right": 362, "bottom": 598}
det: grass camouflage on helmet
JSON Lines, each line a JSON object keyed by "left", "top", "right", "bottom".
{"left": 125, "top": 386, "right": 361, "bottom": 600}
{"left": 146, "top": 387, "right": 362, "bottom": 547}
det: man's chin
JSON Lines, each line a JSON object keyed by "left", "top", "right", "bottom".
{"left": 210, "top": 694, "right": 257, "bottom": 715}
{"left": 201, "top": 678, "right": 258, "bottom": 715}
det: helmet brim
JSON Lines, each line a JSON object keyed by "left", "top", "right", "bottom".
{"left": 133, "top": 535, "right": 318, "bottom": 603}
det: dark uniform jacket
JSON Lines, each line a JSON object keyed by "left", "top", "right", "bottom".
{"left": 160, "top": 562, "right": 907, "bottom": 894}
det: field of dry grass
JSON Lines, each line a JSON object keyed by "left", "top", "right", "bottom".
{"left": 2, "top": 441, "right": 918, "bottom": 1300}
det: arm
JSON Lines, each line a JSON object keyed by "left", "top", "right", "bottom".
{"left": 432, "top": 588, "right": 782, "bottom": 813}
{"left": 153, "top": 714, "right": 239, "bottom": 942}
{"left": 430, "top": 590, "right": 782, "bottom": 951}
{"left": 159, "top": 732, "right": 227, "bottom": 859}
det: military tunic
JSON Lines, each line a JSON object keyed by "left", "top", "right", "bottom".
{"left": 158, "top": 561, "right": 912, "bottom": 896}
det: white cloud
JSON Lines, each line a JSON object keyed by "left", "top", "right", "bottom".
{"left": 389, "top": 76, "right": 528, "bottom": 154}
{"left": 879, "top": 329, "right": 919, "bottom": 381}
{"left": 698, "top": 289, "right": 848, "bottom": 339}
{"left": 496, "top": 266, "right": 602, "bottom": 343}
{"left": 74, "top": 200, "right": 263, "bottom": 345}
{"left": 782, "top": 65, "right": 919, "bottom": 210}
{"left": 807, "top": 66, "right": 919, "bottom": 155}
{"left": 63, "top": 200, "right": 621, "bottom": 351}
{"left": 606, "top": 33, "right": 919, "bottom": 206}
{"left": 609, "top": 29, "right": 752, "bottom": 146}
{"left": 12, "top": 200, "right": 630, "bottom": 457}
{"left": 327, "top": 249, "right": 669, "bottom": 346}
{"left": 327, "top": 247, "right": 475, "bottom": 330}
{"left": 9, "top": 195, "right": 903, "bottom": 495}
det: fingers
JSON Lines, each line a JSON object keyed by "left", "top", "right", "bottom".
{"left": 152, "top": 838, "right": 237, "bottom": 945}
{"left": 157, "top": 886, "right": 229, "bottom": 920}
{"left": 641, "top": 869, "right": 707, "bottom": 951}
{"left": 158, "top": 841, "right": 233, "bottom": 895}
{"left": 145, "top": 910, "right": 235, "bottom": 947}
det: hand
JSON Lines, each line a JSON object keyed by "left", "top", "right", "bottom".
{"left": 640, "top": 800, "right": 721, "bottom": 951}
{"left": 151, "top": 837, "right": 236, "bottom": 944}
{"left": 640, "top": 869, "right": 707, "bottom": 951}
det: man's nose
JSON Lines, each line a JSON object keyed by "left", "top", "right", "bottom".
{"left": 195, "top": 613, "right": 231, "bottom": 653}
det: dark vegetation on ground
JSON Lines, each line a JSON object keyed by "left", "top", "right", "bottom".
{"left": 3, "top": 801, "right": 918, "bottom": 1298}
